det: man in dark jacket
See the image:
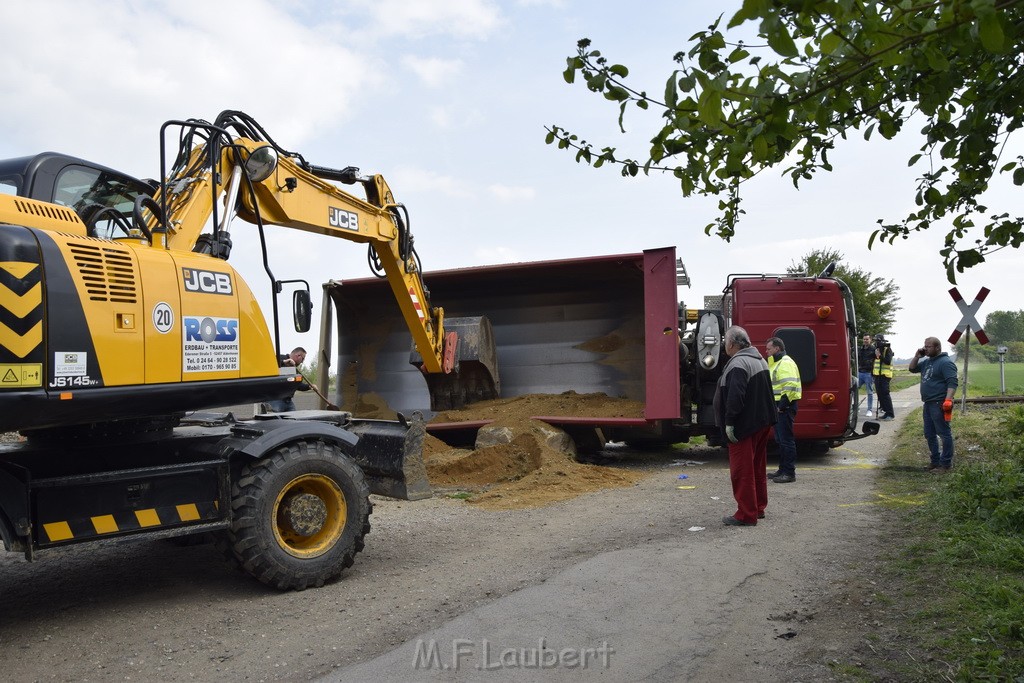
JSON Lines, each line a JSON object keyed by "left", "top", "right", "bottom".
{"left": 858, "top": 334, "right": 876, "bottom": 417}
{"left": 714, "top": 326, "right": 777, "bottom": 526}
{"left": 908, "top": 337, "right": 958, "bottom": 472}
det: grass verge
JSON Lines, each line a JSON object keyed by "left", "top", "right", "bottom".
{"left": 841, "top": 404, "right": 1024, "bottom": 681}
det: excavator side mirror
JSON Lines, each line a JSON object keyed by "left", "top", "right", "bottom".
{"left": 245, "top": 146, "right": 278, "bottom": 183}
{"left": 293, "top": 289, "right": 312, "bottom": 333}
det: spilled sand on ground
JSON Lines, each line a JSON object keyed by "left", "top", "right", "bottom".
{"left": 419, "top": 392, "right": 650, "bottom": 510}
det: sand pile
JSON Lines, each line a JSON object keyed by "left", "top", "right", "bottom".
{"left": 347, "top": 390, "right": 650, "bottom": 509}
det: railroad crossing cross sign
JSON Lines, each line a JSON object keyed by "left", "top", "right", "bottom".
{"left": 948, "top": 287, "right": 990, "bottom": 345}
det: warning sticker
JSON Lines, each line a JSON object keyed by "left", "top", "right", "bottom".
{"left": 182, "top": 316, "right": 240, "bottom": 373}
{"left": 1, "top": 364, "right": 43, "bottom": 387}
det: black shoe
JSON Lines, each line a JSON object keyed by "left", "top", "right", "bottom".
{"left": 772, "top": 474, "right": 796, "bottom": 483}
{"left": 758, "top": 512, "right": 766, "bottom": 519}
{"left": 723, "top": 515, "right": 756, "bottom": 526}
{"left": 768, "top": 470, "right": 782, "bottom": 479}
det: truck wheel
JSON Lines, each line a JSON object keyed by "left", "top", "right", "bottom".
{"left": 223, "top": 440, "right": 371, "bottom": 590}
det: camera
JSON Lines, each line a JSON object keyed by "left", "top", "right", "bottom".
{"left": 873, "top": 335, "right": 890, "bottom": 350}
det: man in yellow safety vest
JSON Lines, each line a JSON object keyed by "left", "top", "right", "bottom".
{"left": 766, "top": 337, "right": 802, "bottom": 483}
{"left": 871, "top": 334, "right": 896, "bottom": 421}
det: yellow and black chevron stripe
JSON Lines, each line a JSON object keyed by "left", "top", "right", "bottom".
{"left": 40, "top": 500, "right": 220, "bottom": 545}
{"left": 0, "top": 226, "right": 44, "bottom": 385}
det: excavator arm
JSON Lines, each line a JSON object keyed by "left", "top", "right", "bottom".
{"left": 147, "top": 112, "right": 497, "bottom": 407}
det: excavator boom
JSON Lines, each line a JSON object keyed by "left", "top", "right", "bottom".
{"left": 150, "top": 113, "right": 498, "bottom": 406}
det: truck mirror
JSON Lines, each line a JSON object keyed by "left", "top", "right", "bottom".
{"left": 293, "top": 289, "right": 312, "bottom": 333}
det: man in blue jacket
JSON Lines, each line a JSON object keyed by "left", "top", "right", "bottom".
{"left": 714, "top": 326, "right": 777, "bottom": 526}
{"left": 908, "top": 337, "right": 959, "bottom": 472}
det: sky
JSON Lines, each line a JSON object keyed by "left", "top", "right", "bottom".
{"left": 1, "top": 0, "right": 1018, "bottom": 364}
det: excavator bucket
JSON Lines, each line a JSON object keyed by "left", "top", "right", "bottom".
{"left": 416, "top": 316, "right": 500, "bottom": 410}
{"left": 346, "top": 415, "right": 433, "bottom": 500}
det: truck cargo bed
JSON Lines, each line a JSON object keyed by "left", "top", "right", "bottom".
{"left": 324, "top": 247, "right": 682, "bottom": 426}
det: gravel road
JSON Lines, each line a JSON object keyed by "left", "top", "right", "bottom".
{"left": 0, "top": 391, "right": 915, "bottom": 682}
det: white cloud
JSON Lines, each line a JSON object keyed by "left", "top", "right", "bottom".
{"left": 488, "top": 184, "right": 536, "bottom": 202}
{"left": 473, "top": 245, "right": 521, "bottom": 264}
{"left": 429, "top": 106, "right": 453, "bottom": 128}
{"left": 0, "top": 1, "right": 379, "bottom": 171}
{"left": 350, "top": 0, "right": 503, "bottom": 39}
{"left": 390, "top": 166, "right": 473, "bottom": 198}
{"left": 402, "top": 56, "right": 465, "bottom": 87}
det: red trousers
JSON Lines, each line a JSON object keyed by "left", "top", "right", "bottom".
{"left": 727, "top": 427, "right": 770, "bottom": 524}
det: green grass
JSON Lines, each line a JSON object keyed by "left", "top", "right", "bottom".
{"left": 849, "top": 404, "right": 1024, "bottom": 680}
{"left": 958, "top": 362, "right": 1024, "bottom": 396}
{"left": 888, "top": 362, "right": 1024, "bottom": 396}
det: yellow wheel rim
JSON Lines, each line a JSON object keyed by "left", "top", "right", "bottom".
{"left": 272, "top": 474, "right": 347, "bottom": 558}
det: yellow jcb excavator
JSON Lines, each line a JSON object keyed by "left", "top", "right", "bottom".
{"left": 0, "top": 110, "right": 498, "bottom": 589}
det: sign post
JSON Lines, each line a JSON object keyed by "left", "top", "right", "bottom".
{"left": 948, "top": 287, "right": 990, "bottom": 413}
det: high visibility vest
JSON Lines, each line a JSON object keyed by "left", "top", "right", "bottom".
{"left": 873, "top": 351, "right": 894, "bottom": 378}
{"left": 768, "top": 354, "right": 802, "bottom": 403}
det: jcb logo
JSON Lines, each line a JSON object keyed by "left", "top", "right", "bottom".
{"left": 329, "top": 207, "right": 358, "bottom": 231}
{"left": 182, "top": 268, "right": 233, "bottom": 295}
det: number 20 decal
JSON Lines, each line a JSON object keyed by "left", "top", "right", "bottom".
{"left": 153, "top": 302, "right": 174, "bottom": 334}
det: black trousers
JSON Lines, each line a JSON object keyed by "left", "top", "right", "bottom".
{"left": 874, "top": 375, "right": 894, "bottom": 417}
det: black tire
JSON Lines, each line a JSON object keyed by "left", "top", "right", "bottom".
{"left": 222, "top": 440, "right": 372, "bottom": 590}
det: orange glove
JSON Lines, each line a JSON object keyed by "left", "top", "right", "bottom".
{"left": 942, "top": 399, "right": 953, "bottom": 422}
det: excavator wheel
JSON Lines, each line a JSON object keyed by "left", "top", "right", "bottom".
{"left": 220, "top": 439, "right": 372, "bottom": 590}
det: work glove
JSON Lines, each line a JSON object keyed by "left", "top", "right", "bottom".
{"left": 942, "top": 399, "right": 953, "bottom": 412}
{"left": 725, "top": 425, "right": 738, "bottom": 443}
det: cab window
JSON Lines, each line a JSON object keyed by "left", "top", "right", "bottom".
{"left": 54, "top": 166, "right": 148, "bottom": 239}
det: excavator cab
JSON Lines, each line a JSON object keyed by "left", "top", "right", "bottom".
{"left": 0, "top": 152, "right": 154, "bottom": 239}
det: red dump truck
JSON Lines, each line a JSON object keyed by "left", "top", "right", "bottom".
{"left": 318, "top": 246, "right": 878, "bottom": 452}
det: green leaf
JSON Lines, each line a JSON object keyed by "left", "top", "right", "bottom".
{"left": 820, "top": 31, "right": 842, "bottom": 55}
{"left": 1014, "top": 168, "right": 1024, "bottom": 186}
{"left": 664, "top": 74, "right": 679, "bottom": 109}
{"left": 728, "top": 47, "right": 750, "bottom": 64}
{"left": 766, "top": 25, "right": 798, "bottom": 57}
{"left": 604, "top": 85, "right": 630, "bottom": 102}
{"left": 753, "top": 135, "right": 768, "bottom": 160}
{"left": 978, "top": 12, "right": 1005, "bottom": 52}
{"left": 608, "top": 64, "right": 629, "bottom": 78}
{"left": 697, "top": 90, "right": 723, "bottom": 127}
{"left": 925, "top": 48, "right": 950, "bottom": 72}
{"left": 728, "top": 0, "right": 767, "bottom": 28}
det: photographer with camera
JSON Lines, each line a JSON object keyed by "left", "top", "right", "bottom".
{"left": 871, "top": 334, "right": 896, "bottom": 421}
